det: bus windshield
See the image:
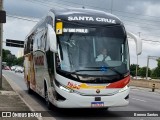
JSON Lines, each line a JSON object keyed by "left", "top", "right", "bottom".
{"left": 56, "top": 22, "right": 129, "bottom": 77}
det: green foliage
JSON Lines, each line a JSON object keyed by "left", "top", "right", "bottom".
{"left": 130, "top": 64, "right": 139, "bottom": 76}
{"left": 129, "top": 59, "right": 160, "bottom": 79}
{"left": 2, "top": 49, "right": 23, "bottom": 66}
{"left": 138, "top": 67, "right": 151, "bottom": 77}
{"left": 15, "top": 57, "right": 24, "bottom": 66}
{"left": 130, "top": 64, "right": 151, "bottom": 77}
{"left": 157, "top": 59, "right": 160, "bottom": 68}
{"left": 151, "top": 59, "right": 160, "bottom": 78}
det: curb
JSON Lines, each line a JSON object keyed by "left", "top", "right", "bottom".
{"left": 130, "top": 86, "right": 160, "bottom": 94}
{"left": 2, "top": 74, "right": 43, "bottom": 120}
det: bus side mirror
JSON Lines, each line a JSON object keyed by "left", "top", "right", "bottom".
{"left": 127, "top": 32, "right": 142, "bottom": 55}
{"left": 47, "top": 24, "right": 58, "bottom": 53}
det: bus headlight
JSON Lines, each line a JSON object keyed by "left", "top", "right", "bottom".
{"left": 59, "top": 85, "right": 70, "bottom": 92}
{"left": 55, "top": 80, "right": 74, "bottom": 93}
{"left": 118, "top": 85, "right": 129, "bottom": 93}
{"left": 60, "top": 85, "right": 74, "bottom": 93}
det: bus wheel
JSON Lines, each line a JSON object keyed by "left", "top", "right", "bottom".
{"left": 100, "top": 107, "right": 109, "bottom": 110}
{"left": 45, "top": 89, "right": 52, "bottom": 110}
{"left": 105, "top": 107, "right": 109, "bottom": 110}
{"left": 27, "top": 81, "right": 32, "bottom": 94}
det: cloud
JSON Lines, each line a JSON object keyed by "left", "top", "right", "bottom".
{"left": 4, "top": 0, "right": 50, "bottom": 18}
{"left": 112, "top": 0, "right": 160, "bottom": 68}
{"left": 145, "top": 3, "right": 160, "bottom": 16}
{"left": 3, "top": 17, "right": 37, "bottom": 56}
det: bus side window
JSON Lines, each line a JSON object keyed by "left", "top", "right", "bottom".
{"left": 46, "top": 16, "right": 53, "bottom": 27}
{"left": 24, "top": 42, "right": 27, "bottom": 54}
{"left": 46, "top": 50, "right": 54, "bottom": 74}
{"left": 45, "top": 16, "right": 54, "bottom": 74}
{"left": 37, "top": 36, "right": 40, "bottom": 50}
{"left": 40, "top": 29, "right": 47, "bottom": 51}
{"left": 33, "top": 34, "right": 38, "bottom": 51}
{"left": 30, "top": 38, "right": 33, "bottom": 52}
{"left": 34, "top": 31, "right": 43, "bottom": 50}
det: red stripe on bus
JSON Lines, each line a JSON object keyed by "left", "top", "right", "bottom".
{"left": 106, "top": 76, "right": 130, "bottom": 88}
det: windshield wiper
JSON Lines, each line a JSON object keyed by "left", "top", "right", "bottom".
{"left": 63, "top": 69, "right": 102, "bottom": 76}
{"left": 70, "top": 69, "right": 103, "bottom": 74}
{"left": 85, "top": 67, "right": 123, "bottom": 77}
{"left": 64, "top": 67, "right": 123, "bottom": 77}
{"left": 60, "top": 68, "right": 123, "bottom": 83}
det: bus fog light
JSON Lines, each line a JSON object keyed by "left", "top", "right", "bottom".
{"left": 118, "top": 85, "right": 128, "bottom": 93}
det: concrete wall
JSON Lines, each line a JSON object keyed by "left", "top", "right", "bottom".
{"left": 130, "top": 79, "right": 160, "bottom": 89}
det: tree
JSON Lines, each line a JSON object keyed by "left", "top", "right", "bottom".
{"left": 151, "top": 59, "right": 160, "bottom": 78}
{"left": 15, "top": 57, "right": 24, "bottom": 66}
{"left": 2, "top": 49, "right": 17, "bottom": 66}
{"left": 130, "top": 64, "right": 139, "bottom": 76}
{"left": 2, "top": 49, "right": 11, "bottom": 62}
{"left": 2, "top": 49, "right": 24, "bottom": 66}
{"left": 138, "top": 67, "right": 151, "bottom": 77}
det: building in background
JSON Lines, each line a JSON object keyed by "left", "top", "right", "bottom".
{"left": 17, "top": 49, "right": 24, "bottom": 58}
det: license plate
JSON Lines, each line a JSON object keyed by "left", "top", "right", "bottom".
{"left": 91, "top": 102, "right": 104, "bottom": 107}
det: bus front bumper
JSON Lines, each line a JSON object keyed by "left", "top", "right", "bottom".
{"left": 53, "top": 85, "right": 130, "bottom": 108}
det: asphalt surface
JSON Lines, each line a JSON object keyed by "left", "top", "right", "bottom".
{"left": 2, "top": 70, "right": 160, "bottom": 120}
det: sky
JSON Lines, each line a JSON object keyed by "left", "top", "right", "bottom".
{"left": 3, "top": 0, "right": 160, "bottom": 69}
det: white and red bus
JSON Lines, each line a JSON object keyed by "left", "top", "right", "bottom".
{"left": 24, "top": 8, "right": 142, "bottom": 109}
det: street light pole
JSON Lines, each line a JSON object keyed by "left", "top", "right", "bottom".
{"left": 136, "top": 32, "right": 141, "bottom": 79}
{"left": 136, "top": 55, "right": 138, "bottom": 79}
{"left": 0, "top": 0, "right": 3, "bottom": 89}
{"left": 146, "top": 56, "right": 149, "bottom": 79}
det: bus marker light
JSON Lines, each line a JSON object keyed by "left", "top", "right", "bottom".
{"left": 56, "top": 22, "right": 63, "bottom": 35}
{"left": 96, "top": 89, "right": 100, "bottom": 94}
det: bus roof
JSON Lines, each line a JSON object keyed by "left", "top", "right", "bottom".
{"left": 50, "top": 7, "right": 122, "bottom": 25}
{"left": 25, "top": 7, "right": 123, "bottom": 41}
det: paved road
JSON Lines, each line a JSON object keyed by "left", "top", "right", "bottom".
{"left": 2, "top": 70, "right": 160, "bottom": 120}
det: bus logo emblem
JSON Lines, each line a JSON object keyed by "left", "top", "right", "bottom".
{"left": 96, "top": 89, "right": 100, "bottom": 94}
{"left": 100, "top": 66, "right": 107, "bottom": 72}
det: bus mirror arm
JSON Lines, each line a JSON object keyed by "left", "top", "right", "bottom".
{"left": 47, "top": 24, "right": 58, "bottom": 53}
{"left": 127, "top": 31, "right": 142, "bottom": 55}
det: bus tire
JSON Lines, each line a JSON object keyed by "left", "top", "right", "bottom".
{"left": 44, "top": 83, "right": 52, "bottom": 110}
{"left": 105, "top": 107, "right": 109, "bottom": 110}
{"left": 100, "top": 107, "right": 109, "bottom": 110}
{"left": 27, "top": 81, "right": 32, "bottom": 94}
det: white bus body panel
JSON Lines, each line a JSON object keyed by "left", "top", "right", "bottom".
{"left": 49, "top": 74, "right": 130, "bottom": 108}
{"left": 53, "top": 82, "right": 129, "bottom": 108}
